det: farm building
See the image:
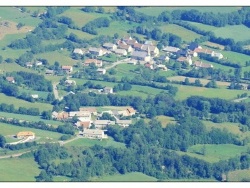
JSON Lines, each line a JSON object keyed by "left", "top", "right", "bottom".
{"left": 81, "top": 129, "right": 108, "bottom": 139}
{"left": 97, "top": 68, "right": 106, "bottom": 75}
{"left": 84, "top": 59, "right": 103, "bottom": 67}
{"left": 89, "top": 47, "right": 104, "bottom": 56}
{"left": 16, "top": 131, "right": 35, "bottom": 139}
{"left": 6, "top": 76, "right": 15, "bottom": 83}
{"left": 61, "top": 66, "right": 73, "bottom": 74}
{"left": 103, "top": 43, "right": 117, "bottom": 51}
{"left": 79, "top": 107, "right": 97, "bottom": 115}
{"left": 94, "top": 120, "right": 115, "bottom": 129}
{"left": 103, "top": 87, "right": 113, "bottom": 94}
{"left": 116, "top": 119, "right": 132, "bottom": 127}
{"left": 131, "top": 51, "right": 151, "bottom": 62}
{"left": 73, "top": 48, "right": 84, "bottom": 55}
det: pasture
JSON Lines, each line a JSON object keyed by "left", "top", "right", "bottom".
{"left": 0, "top": 62, "right": 37, "bottom": 74}
{"left": 65, "top": 137, "right": 126, "bottom": 148}
{"left": 156, "top": 115, "right": 176, "bottom": 128}
{"left": 0, "top": 122, "right": 64, "bottom": 143}
{"left": 173, "top": 84, "right": 249, "bottom": 100}
{"left": 227, "top": 169, "right": 250, "bottom": 182}
{"left": 160, "top": 24, "right": 201, "bottom": 42}
{"left": 0, "top": 111, "right": 63, "bottom": 127}
{"left": 221, "top": 50, "right": 250, "bottom": 66}
{"left": 93, "top": 172, "right": 157, "bottom": 182}
{"left": 0, "top": 157, "right": 39, "bottom": 181}
{"left": 0, "top": 93, "right": 53, "bottom": 112}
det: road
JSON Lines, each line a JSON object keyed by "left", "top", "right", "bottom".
{"left": 0, "top": 150, "right": 32, "bottom": 159}
{"left": 105, "top": 58, "right": 130, "bottom": 70}
{"left": 52, "top": 82, "right": 63, "bottom": 101}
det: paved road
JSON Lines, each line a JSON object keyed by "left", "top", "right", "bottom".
{"left": 105, "top": 58, "right": 130, "bottom": 70}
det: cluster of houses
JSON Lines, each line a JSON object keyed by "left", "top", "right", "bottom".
{"left": 52, "top": 107, "right": 136, "bottom": 139}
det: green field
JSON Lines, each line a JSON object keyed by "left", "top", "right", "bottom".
{"left": 65, "top": 137, "right": 126, "bottom": 148}
{"left": 0, "top": 157, "right": 40, "bottom": 181}
{"left": 160, "top": 24, "right": 201, "bottom": 42}
{"left": 18, "top": 87, "right": 49, "bottom": 99}
{"left": 0, "top": 93, "right": 53, "bottom": 112}
{"left": 173, "top": 84, "right": 250, "bottom": 100}
{"left": 228, "top": 169, "right": 250, "bottom": 181}
{"left": 0, "top": 7, "right": 42, "bottom": 27}
{"left": 0, "top": 122, "right": 64, "bottom": 143}
{"left": 155, "top": 115, "right": 176, "bottom": 127}
{"left": 93, "top": 172, "right": 157, "bottom": 182}
{"left": 186, "top": 144, "right": 248, "bottom": 163}
{"left": 0, "top": 111, "right": 63, "bottom": 127}
{"left": 0, "top": 62, "right": 37, "bottom": 74}
{"left": 135, "top": 7, "right": 240, "bottom": 17}
{"left": 221, "top": 50, "right": 250, "bottom": 66}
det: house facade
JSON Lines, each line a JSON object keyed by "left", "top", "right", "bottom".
{"left": 82, "top": 128, "right": 108, "bottom": 139}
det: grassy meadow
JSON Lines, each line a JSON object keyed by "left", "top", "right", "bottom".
{"left": 227, "top": 169, "right": 250, "bottom": 181}
{"left": 0, "top": 157, "right": 40, "bottom": 181}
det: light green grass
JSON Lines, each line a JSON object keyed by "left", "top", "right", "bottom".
{"left": 0, "top": 157, "right": 40, "bottom": 181}
{"left": 42, "top": 38, "right": 67, "bottom": 46}
{"left": 187, "top": 144, "right": 248, "bottom": 163}
{"left": 93, "top": 172, "right": 157, "bottom": 182}
{"left": 67, "top": 28, "right": 94, "bottom": 40}
{"left": 61, "top": 7, "right": 110, "bottom": 28}
{"left": 221, "top": 51, "right": 250, "bottom": 66}
{"left": 173, "top": 84, "right": 250, "bottom": 100}
{"left": 65, "top": 137, "right": 125, "bottom": 148}
{"left": 156, "top": 115, "right": 176, "bottom": 128}
{"left": 18, "top": 87, "right": 49, "bottom": 99}
{"left": 0, "top": 7, "right": 42, "bottom": 27}
{"left": 0, "top": 93, "right": 53, "bottom": 112}
{"left": 228, "top": 169, "right": 250, "bottom": 182}
{"left": 0, "top": 111, "right": 63, "bottom": 127}
{"left": 0, "top": 62, "right": 37, "bottom": 74}
{"left": 160, "top": 24, "right": 201, "bottom": 42}
{"left": 34, "top": 50, "right": 77, "bottom": 66}
{"left": 0, "top": 122, "right": 64, "bottom": 142}
{"left": 135, "top": 7, "right": 240, "bottom": 16}
{"left": 53, "top": 176, "right": 70, "bottom": 182}
{"left": 200, "top": 59, "right": 234, "bottom": 71}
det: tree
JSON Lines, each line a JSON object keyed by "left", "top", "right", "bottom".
{"left": 42, "top": 111, "right": 52, "bottom": 120}
{"left": 0, "top": 55, "right": 3, "bottom": 63}
{"left": 16, "top": 23, "right": 25, "bottom": 30}
{"left": 36, "top": 170, "right": 53, "bottom": 182}
{"left": 0, "top": 135, "right": 6, "bottom": 148}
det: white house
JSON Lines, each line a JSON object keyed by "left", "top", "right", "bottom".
{"left": 212, "top": 52, "right": 223, "bottom": 59}
{"left": 89, "top": 47, "right": 104, "bottom": 56}
{"left": 62, "top": 66, "right": 73, "bottom": 74}
{"left": 114, "top": 49, "right": 127, "bottom": 56}
{"left": 131, "top": 51, "right": 151, "bottom": 62}
{"left": 73, "top": 48, "right": 84, "bottom": 55}
{"left": 103, "top": 43, "right": 117, "bottom": 51}
{"left": 97, "top": 68, "right": 106, "bottom": 75}
{"left": 103, "top": 87, "right": 113, "bottom": 94}
{"left": 81, "top": 128, "right": 107, "bottom": 139}
{"left": 116, "top": 119, "right": 132, "bottom": 127}
{"left": 94, "top": 120, "right": 115, "bottom": 129}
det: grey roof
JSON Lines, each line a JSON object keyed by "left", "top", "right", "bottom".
{"left": 116, "top": 120, "right": 132, "bottom": 124}
{"left": 131, "top": 51, "right": 148, "bottom": 58}
{"left": 89, "top": 47, "right": 102, "bottom": 53}
{"left": 94, "top": 120, "right": 115, "bottom": 125}
{"left": 162, "top": 46, "right": 180, "bottom": 53}
{"left": 114, "top": 49, "right": 127, "bottom": 54}
{"left": 103, "top": 43, "right": 116, "bottom": 48}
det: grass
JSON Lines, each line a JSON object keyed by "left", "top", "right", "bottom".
{"left": 160, "top": 24, "right": 201, "bottom": 42}
{"left": 0, "top": 7, "right": 42, "bottom": 27}
{"left": 0, "top": 157, "right": 40, "bottom": 181}
{"left": 173, "top": 84, "right": 250, "bottom": 100}
{"left": 34, "top": 50, "right": 78, "bottom": 66}
{"left": 227, "top": 169, "right": 250, "bottom": 182}
{"left": 93, "top": 172, "right": 157, "bottom": 182}
{"left": 135, "top": 7, "right": 240, "bottom": 17}
{"left": 0, "top": 122, "right": 64, "bottom": 142}
{"left": 186, "top": 144, "right": 248, "bottom": 163}
{"left": 65, "top": 137, "right": 126, "bottom": 148}
{"left": 61, "top": 7, "right": 110, "bottom": 28}
{"left": 0, "top": 93, "right": 53, "bottom": 112}
{"left": 156, "top": 115, "right": 176, "bottom": 127}
{"left": 221, "top": 50, "right": 250, "bottom": 66}
{"left": 0, "top": 62, "right": 37, "bottom": 74}
{"left": 67, "top": 28, "right": 94, "bottom": 40}
{"left": 18, "top": 87, "right": 49, "bottom": 99}
{"left": 0, "top": 111, "right": 63, "bottom": 127}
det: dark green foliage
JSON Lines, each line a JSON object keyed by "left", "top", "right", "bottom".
{"left": 82, "top": 17, "right": 110, "bottom": 35}
{"left": 0, "top": 134, "right": 6, "bottom": 148}
{"left": 6, "top": 141, "right": 37, "bottom": 150}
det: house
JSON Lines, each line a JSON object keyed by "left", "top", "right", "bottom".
{"left": 127, "top": 59, "right": 138, "bottom": 65}
{"left": 73, "top": 48, "right": 84, "bottom": 55}
{"left": 69, "top": 111, "right": 91, "bottom": 119}
{"left": 116, "top": 119, "right": 132, "bottom": 127}
{"left": 144, "top": 40, "right": 153, "bottom": 45}
{"left": 75, "top": 121, "right": 91, "bottom": 129}
{"left": 62, "top": 66, "right": 73, "bottom": 74}
{"left": 131, "top": 51, "right": 151, "bottom": 62}
{"left": 177, "top": 56, "right": 192, "bottom": 65}
{"left": 114, "top": 49, "right": 127, "bottom": 56}
{"left": 45, "top": 70, "right": 54, "bottom": 75}
{"left": 158, "top": 55, "right": 170, "bottom": 62}
{"left": 103, "top": 43, "right": 117, "bottom": 51}
{"left": 194, "top": 48, "right": 214, "bottom": 56}
{"left": 81, "top": 128, "right": 108, "bottom": 139}
{"left": 118, "top": 107, "right": 136, "bottom": 116}
{"left": 122, "top": 37, "right": 138, "bottom": 46}
{"left": 103, "top": 87, "right": 113, "bottom": 94}
{"left": 16, "top": 131, "right": 35, "bottom": 139}
{"left": 212, "top": 52, "right": 223, "bottom": 59}
{"left": 89, "top": 47, "right": 104, "bottom": 56}
{"left": 193, "top": 61, "right": 214, "bottom": 68}
{"left": 79, "top": 107, "right": 97, "bottom": 115}
{"left": 157, "top": 64, "right": 168, "bottom": 71}
{"left": 188, "top": 42, "right": 202, "bottom": 51}
{"left": 35, "top": 61, "right": 43, "bottom": 66}
{"left": 177, "top": 49, "right": 188, "bottom": 57}
{"left": 141, "top": 45, "right": 159, "bottom": 57}
{"left": 162, "top": 46, "right": 180, "bottom": 54}
{"left": 53, "top": 111, "right": 69, "bottom": 120}
{"left": 94, "top": 120, "right": 115, "bottom": 129}
{"left": 6, "top": 76, "right": 15, "bottom": 83}
{"left": 97, "top": 68, "right": 106, "bottom": 75}
{"left": 133, "top": 43, "right": 143, "bottom": 50}
{"left": 188, "top": 50, "right": 198, "bottom": 57}
{"left": 31, "top": 94, "right": 39, "bottom": 99}
{"left": 65, "top": 80, "right": 76, "bottom": 86}
{"left": 84, "top": 59, "right": 103, "bottom": 67}
{"left": 117, "top": 43, "right": 133, "bottom": 53}
{"left": 26, "top": 62, "right": 33, "bottom": 68}
{"left": 144, "top": 63, "right": 154, "bottom": 70}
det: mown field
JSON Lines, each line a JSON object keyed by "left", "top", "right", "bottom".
{"left": 0, "top": 157, "right": 40, "bottom": 181}
{"left": 93, "top": 172, "right": 157, "bottom": 182}
{"left": 0, "top": 62, "right": 37, "bottom": 74}
{"left": 227, "top": 169, "right": 250, "bottom": 181}
{"left": 160, "top": 24, "right": 202, "bottom": 42}
{"left": 0, "top": 122, "right": 64, "bottom": 143}
{"left": 0, "top": 111, "right": 63, "bottom": 127}
{"left": 65, "top": 137, "right": 126, "bottom": 148}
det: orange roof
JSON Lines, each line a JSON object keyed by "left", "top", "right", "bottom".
{"left": 62, "top": 66, "right": 72, "bottom": 70}
{"left": 126, "top": 107, "right": 136, "bottom": 114}
{"left": 17, "top": 131, "right": 35, "bottom": 137}
{"left": 78, "top": 121, "right": 91, "bottom": 128}
{"left": 177, "top": 57, "right": 187, "bottom": 62}
{"left": 6, "top": 77, "right": 15, "bottom": 82}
